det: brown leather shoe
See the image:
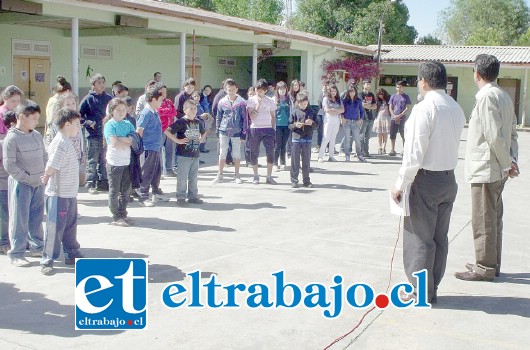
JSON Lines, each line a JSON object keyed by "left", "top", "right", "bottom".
{"left": 454, "top": 270, "right": 494, "bottom": 282}
{"left": 466, "top": 263, "right": 500, "bottom": 277}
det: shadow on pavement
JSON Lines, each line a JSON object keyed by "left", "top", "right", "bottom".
{"left": 316, "top": 184, "right": 386, "bottom": 192}
{"left": 0, "top": 282, "right": 123, "bottom": 338}
{"left": 435, "top": 295, "right": 530, "bottom": 318}
{"left": 77, "top": 216, "right": 236, "bottom": 232}
{"left": 497, "top": 272, "right": 530, "bottom": 286}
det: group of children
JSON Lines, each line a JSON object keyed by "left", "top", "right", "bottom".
{"left": 2, "top": 71, "right": 389, "bottom": 275}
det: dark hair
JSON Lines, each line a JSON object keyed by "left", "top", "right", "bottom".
{"left": 224, "top": 79, "right": 238, "bottom": 88}
{"left": 475, "top": 54, "right": 500, "bottom": 82}
{"left": 290, "top": 79, "right": 300, "bottom": 101}
{"left": 146, "top": 82, "right": 164, "bottom": 102}
{"left": 396, "top": 80, "right": 407, "bottom": 87}
{"left": 55, "top": 108, "right": 81, "bottom": 129}
{"left": 107, "top": 97, "right": 127, "bottom": 117}
{"left": 296, "top": 91, "right": 309, "bottom": 102}
{"left": 255, "top": 79, "right": 268, "bottom": 91}
{"left": 112, "top": 82, "right": 129, "bottom": 96}
{"left": 90, "top": 73, "right": 105, "bottom": 86}
{"left": 0, "top": 85, "right": 23, "bottom": 106}
{"left": 418, "top": 61, "right": 447, "bottom": 90}
{"left": 124, "top": 96, "right": 134, "bottom": 107}
{"left": 344, "top": 85, "right": 359, "bottom": 102}
{"left": 300, "top": 81, "right": 306, "bottom": 88}
{"left": 202, "top": 85, "right": 212, "bottom": 92}
{"left": 112, "top": 80, "right": 122, "bottom": 87}
{"left": 144, "top": 79, "right": 157, "bottom": 91}
{"left": 2, "top": 110, "right": 17, "bottom": 128}
{"left": 326, "top": 84, "right": 341, "bottom": 103}
{"left": 275, "top": 81, "right": 289, "bottom": 106}
{"left": 376, "top": 88, "right": 390, "bottom": 105}
{"left": 183, "top": 78, "right": 196, "bottom": 88}
{"left": 55, "top": 76, "right": 71, "bottom": 94}
{"left": 154, "top": 72, "right": 161, "bottom": 78}
{"left": 15, "top": 100, "right": 40, "bottom": 118}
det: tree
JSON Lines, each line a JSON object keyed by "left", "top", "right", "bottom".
{"left": 162, "top": 0, "right": 284, "bottom": 25}
{"left": 439, "top": 0, "right": 530, "bottom": 45}
{"left": 290, "top": 0, "right": 417, "bottom": 45}
{"left": 416, "top": 35, "right": 442, "bottom": 45}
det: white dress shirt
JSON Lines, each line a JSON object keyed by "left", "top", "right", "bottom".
{"left": 395, "top": 89, "right": 466, "bottom": 192}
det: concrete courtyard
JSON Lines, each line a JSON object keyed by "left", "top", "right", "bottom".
{"left": 0, "top": 129, "right": 529, "bottom": 350}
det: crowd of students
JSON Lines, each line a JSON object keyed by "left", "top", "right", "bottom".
{"left": 0, "top": 72, "right": 412, "bottom": 275}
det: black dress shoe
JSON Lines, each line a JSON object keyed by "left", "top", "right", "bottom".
{"left": 200, "top": 149, "right": 210, "bottom": 153}
{"left": 454, "top": 270, "right": 494, "bottom": 282}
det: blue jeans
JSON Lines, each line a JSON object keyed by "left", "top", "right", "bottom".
{"left": 86, "top": 137, "right": 107, "bottom": 187}
{"left": 41, "top": 196, "right": 80, "bottom": 267}
{"left": 161, "top": 133, "right": 174, "bottom": 175}
{"left": 342, "top": 120, "right": 362, "bottom": 156}
{"left": 7, "top": 178, "right": 44, "bottom": 259}
{"left": 360, "top": 119, "right": 374, "bottom": 156}
{"left": 176, "top": 156, "right": 199, "bottom": 200}
{"left": 0, "top": 190, "right": 9, "bottom": 247}
{"left": 274, "top": 126, "right": 290, "bottom": 166}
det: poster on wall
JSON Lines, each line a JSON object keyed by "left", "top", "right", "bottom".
{"left": 21, "top": 70, "right": 28, "bottom": 80}
{"left": 35, "top": 72, "right": 45, "bottom": 82}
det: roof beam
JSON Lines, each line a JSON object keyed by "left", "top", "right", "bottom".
{"left": 64, "top": 26, "right": 169, "bottom": 37}
{"left": 146, "top": 37, "right": 250, "bottom": 46}
{"left": 0, "top": 0, "right": 42, "bottom": 15}
{"left": 0, "top": 12, "right": 53, "bottom": 24}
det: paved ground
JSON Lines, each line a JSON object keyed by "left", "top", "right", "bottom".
{"left": 1, "top": 129, "right": 529, "bottom": 350}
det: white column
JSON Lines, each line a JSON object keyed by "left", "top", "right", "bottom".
{"left": 252, "top": 43, "right": 258, "bottom": 86}
{"left": 180, "top": 32, "right": 186, "bottom": 88}
{"left": 300, "top": 50, "right": 314, "bottom": 102}
{"left": 71, "top": 18, "right": 79, "bottom": 96}
{"left": 522, "top": 68, "right": 528, "bottom": 127}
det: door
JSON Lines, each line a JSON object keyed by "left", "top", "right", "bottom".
{"left": 498, "top": 78, "right": 521, "bottom": 123}
{"left": 13, "top": 57, "right": 51, "bottom": 128}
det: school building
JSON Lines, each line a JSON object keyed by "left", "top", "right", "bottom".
{"left": 0, "top": 0, "right": 370, "bottom": 127}
{"left": 373, "top": 45, "right": 530, "bottom": 127}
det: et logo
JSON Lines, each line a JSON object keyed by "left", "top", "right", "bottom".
{"left": 75, "top": 259, "right": 148, "bottom": 330}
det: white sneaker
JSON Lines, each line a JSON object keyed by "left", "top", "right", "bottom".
{"left": 10, "top": 257, "right": 30, "bottom": 267}
{"left": 234, "top": 177, "right": 243, "bottom": 184}
{"left": 273, "top": 165, "right": 279, "bottom": 172}
{"left": 280, "top": 164, "right": 286, "bottom": 171}
{"left": 139, "top": 199, "right": 154, "bottom": 207}
{"left": 153, "top": 193, "right": 170, "bottom": 202}
{"left": 318, "top": 158, "right": 324, "bottom": 163}
{"left": 212, "top": 174, "right": 223, "bottom": 185}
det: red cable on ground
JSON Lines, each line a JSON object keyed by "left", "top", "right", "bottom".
{"left": 322, "top": 205, "right": 404, "bottom": 350}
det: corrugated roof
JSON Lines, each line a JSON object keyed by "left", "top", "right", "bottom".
{"left": 75, "top": 0, "right": 372, "bottom": 55}
{"left": 366, "top": 45, "right": 530, "bottom": 64}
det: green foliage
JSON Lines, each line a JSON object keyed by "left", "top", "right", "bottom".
{"left": 416, "top": 35, "right": 442, "bottom": 45}
{"left": 439, "top": 0, "right": 530, "bottom": 45}
{"left": 162, "top": 0, "right": 284, "bottom": 25}
{"left": 291, "top": 0, "right": 417, "bottom": 45}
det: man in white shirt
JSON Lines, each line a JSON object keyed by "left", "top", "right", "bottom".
{"left": 455, "top": 54, "right": 519, "bottom": 282}
{"left": 391, "top": 61, "right": 465, "bottom": 303}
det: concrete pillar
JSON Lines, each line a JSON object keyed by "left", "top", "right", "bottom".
{"left": 522, "top": 68, "right": 528, "bottom": 127}
{"left": 180, "top": 32, "right": 186, "bottom": 88}
{"left": 300, "top": 50, "right": 314, "bottom": 102}
{"left": 71, "top": 18, "right": 79, "bottom": 96}
{"left": 252, "top": 43, "right": 258, "bottom": 86}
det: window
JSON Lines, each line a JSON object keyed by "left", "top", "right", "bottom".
{"left": 379, "top": 75, "right": 417, "bottom": 87}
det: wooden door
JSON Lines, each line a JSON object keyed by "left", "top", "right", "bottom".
{"left": 498, "top": 78, "right": 521, "bottom": 123}
{"left": 13, "top": 57, "right": 51, "bottom": 128}
{"left": 29, "top": 58, "right": 51, "bottom": 128}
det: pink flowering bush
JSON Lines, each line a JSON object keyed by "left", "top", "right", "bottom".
{"left": 321, "top": 57, "right": 379, "bottom": 83}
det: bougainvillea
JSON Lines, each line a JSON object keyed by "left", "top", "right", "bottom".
{"left": 321, "top": 57, "right": 380, "bottom": 83}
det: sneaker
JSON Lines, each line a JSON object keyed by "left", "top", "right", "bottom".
{"left": 128, "top": 195, "right": 134, "bottom": 203}
{"left": 359, "top": 157, "right": 367, "bottom": 162}
{"left": 273, "top": 165, "right": 279, "bottom": 172}
{"left": 266, "top": 176, "right": 277, "bottom": 185}
{"left": 303, "top": 182, "right": 314, "bottom": 188}
{"left": 110, "top": 219, "right": 130, "bottom": 227}
{"left": 252, "top": 175, "right": 260, "bottom": 184}
{"left": 138, "top": 199, "right": 154, "bottom": 207}
{"left": 65, "top": 252, "right": 85, "bottom": 265}
{"left": 389, "top": 150, "right": 397, "bottom": 156}
{"left": 165, "top": 172, "right": 177, "bottom": 177}
{"left": 280, "top": 164, "right": 287, "bottom": 171}
{"left": 345, "top": 155, "right": 351, "bottom": 162}
{"left": 338, "top": 151, "right": 345, "bottom": 157}
{"left": 328, "top": 157, "right": 337, "bottom": 162}
{"left": 313, "top": 147, "right": 320, "bottom": 153}
{"left": 188, "top": 198, "right": 204, "bottom": 204}
{"left": 317, "top": 158, "right": 324, "bottom": 163}
{"left": 200, "top": 149, "right": 210, "bottom": 153}
{"left": 176, "top": 199, "right": 189, "bottom": 207}
{"left": 10, "top": 257, "right": 30, "bottom": 267}
{"left": 124, "top": 217, "right": 135, "bottom": 226}
{"left": 41, "top": 265, "right": 54, "bottom": 276}
{"left": 212, "top": 174, "right": 223, "bottom": 185}
{"left": 153, "top": 193, "right": 170, "bottom": 202}
{"left": 291, "top": 182, "right": 299, "bottom": 188}
{"left": 234, "top": 177, "right": 244, "bottom": 184}
{"left": 0, "top": 245, "right": 10, "bottom": 255}
{"left": 28, "top": 251, "right": 42, "bottom": 258}
{"left": 160, "top": 175, "right": 165, "bottom": 180}
{"left": 199, "top": 160, "right": 205, "bottom": 165}
{"left": 88, "top": 187, "right": 99, "bottom": 195}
